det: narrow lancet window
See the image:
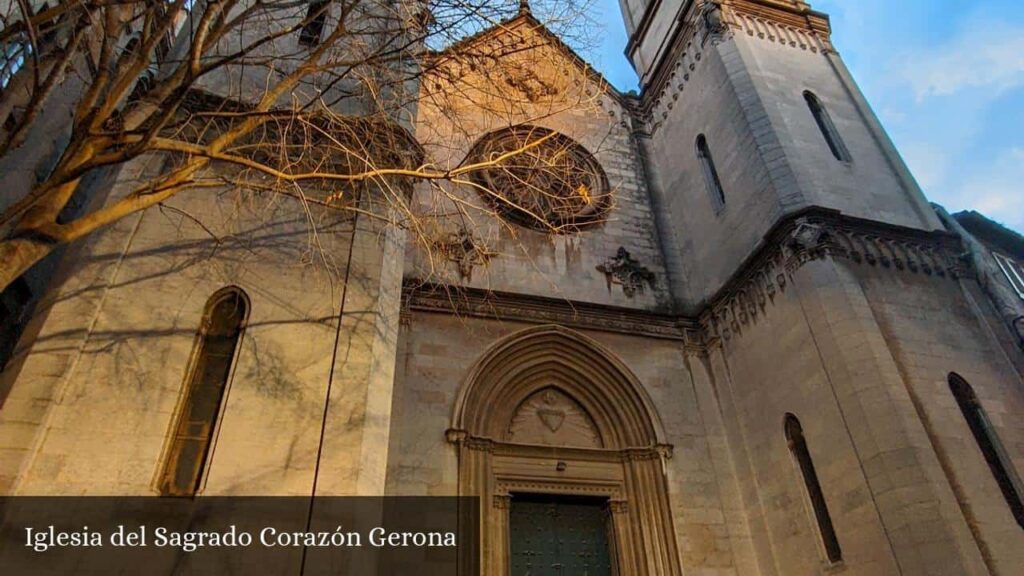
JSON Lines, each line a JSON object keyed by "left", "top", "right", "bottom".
{"left": 298, "top": 1, "right": 330, "bottom": 47}
{"left": 949, "top": 374, "right": 1024, "bottom": 528}
{"left": 804, "top": 91, "right": 851, "bottom": 162}
{"left": 785, "top": 414, "right": 842, "bottom": 563}
{"left": 159, "top": 288, "right": 248, "bottom": 496}
{"left": 696, "top": 134, "right": 726, "bottom": 212}
{"left": 1, "top": 38, "right": 31, "bottom": 90}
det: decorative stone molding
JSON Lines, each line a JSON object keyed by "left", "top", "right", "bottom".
{"left": 493, "top": 495, "right": 512, "bottom": 510}
{"left": 724, "top": 0, "right": 833, "bottom": 54}
{"left": 451, "top": 325, "right": 682, "bottom": 575}
{"left": 597, "top": 247, "right": 657, "bottom": 297}
{"left": 433, "top": 227, "right": 495, "bottom": 281}
{"left": 496, "top": 480, "right": 623, "bottom": 498}
{"left": 640, "top": 20, "right": 704, "bottom": 133}
{"left": 403, "top": 280, "right": 700, "bottom": 344}
{"left": 408, "top": 209, "right": 970, "bottom": 350}
{"left": 464, "top": 437, "right": 495, "bottom": 453}
{"left": 444, "top": 429, "right": 468, "bottom": 445}
{"left": 622, "top": 444, "right": 674, "bottom": 462}
{"left": 608, "top": 499, "right": 630, "bottom": 515}
{"left": 699, "top": 208, "right": 968, "bottom": 343}
{"left": 453, "top": 325, "right": 668, "bottom": 448}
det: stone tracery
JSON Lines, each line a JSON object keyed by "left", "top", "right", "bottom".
{"left": 466, "top": 126, "right": 611, "bottom": 232}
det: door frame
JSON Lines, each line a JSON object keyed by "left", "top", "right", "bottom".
{"left": 448, "top": 326, "right": 682, "bottom": 576}
{"left": 447, "top": 433, "right": 677, "bottom": 575}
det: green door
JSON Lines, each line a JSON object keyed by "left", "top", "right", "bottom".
{"left": 509, "top": 495, "right": 613, "bottom": 576}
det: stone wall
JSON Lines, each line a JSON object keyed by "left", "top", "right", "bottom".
{"left": 858, "top": 263, "right": 1024, "bottom": 575}
{"left": 706, "top": 250, "right": 1024, "bottom": 575}
{"left": 386, "top": 311, "right": 751, "bottom": 575}
{"left": 641, "top": 5, "right": 940, "bottom": 309}
{"left": 0, "top": 151, "right": 406, "bottom": 496}
{"left": 410, "top": 21, "right": 672, "bottom": 311}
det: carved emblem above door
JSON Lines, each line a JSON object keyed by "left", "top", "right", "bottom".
{"left": 507, "top": 388, "right": 602, "bottom": 448}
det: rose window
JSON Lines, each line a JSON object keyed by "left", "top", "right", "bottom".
{"left": 466, "top": 126, "right": 611, "bottom": 232}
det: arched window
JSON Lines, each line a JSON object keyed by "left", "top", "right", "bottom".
{"left": 1, "top": 36, "right": 31, "bottom": 90}
{"left": 298, "top": 0, "right": 329, "bottom": 47}
{"left": 949, "top": 374, "right": 1024, "bottom": 528}
{"left": 122, "top": 35, "right": 141, "bottom": 57}
{"left": 804, "top": 91, "right": 851, "bottom": 162}
{"left": 785, "top": 414, "right": 842, "bottom": 563}
{"left": 159, "top": 288, "right": 248, "bottom": 496}
{"left": 696, "top": 134, "right": 726, "bottom": 212}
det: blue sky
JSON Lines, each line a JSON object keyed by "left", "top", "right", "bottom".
{"left": 586, "top": 0, "right": 1024, "bottom": 233}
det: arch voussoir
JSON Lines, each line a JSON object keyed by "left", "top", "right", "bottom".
{"left": 452, "top": 325, "right": 665, "bottom": 449}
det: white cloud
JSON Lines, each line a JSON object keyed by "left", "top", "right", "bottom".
{"left": 901, "top": 143, "right": 949, "bottom": 191}
{"left": 901, "top": 24, "right": 1024, "bottom": 100}
{"left": 945, "top": 147, "right": 1024, "bottom": 231}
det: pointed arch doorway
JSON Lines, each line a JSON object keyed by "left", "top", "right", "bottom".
{"left": 447, "top": 326, "right": 682, "bottom": 576}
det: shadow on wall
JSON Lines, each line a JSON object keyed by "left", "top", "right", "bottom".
{"left": 0, "top": 209, "right": 395, "bottom": 410}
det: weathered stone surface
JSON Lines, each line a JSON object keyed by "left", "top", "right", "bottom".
{"left": 0, "top": 2, "right": 1022, "bottom": 576}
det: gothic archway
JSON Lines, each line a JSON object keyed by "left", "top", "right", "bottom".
{"left": 447, "top": 325, "right": 681, "bottom": 575}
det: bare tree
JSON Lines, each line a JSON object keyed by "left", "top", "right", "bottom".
{"left": 0, "top": 0, "right": 611, "bottom": 293}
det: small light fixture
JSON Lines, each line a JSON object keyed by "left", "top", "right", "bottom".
{"left": 556, "top": 461, "right": 567, "bottom": 472}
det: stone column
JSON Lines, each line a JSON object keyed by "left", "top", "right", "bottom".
{"left": 492, "top": 494, "right": 511, "bottom": 576}
{"left": 622, "top": 448, "right": 683, "bottom": 576}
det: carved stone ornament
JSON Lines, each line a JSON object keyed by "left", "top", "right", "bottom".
{"left": 597, "top": 247, "right": 656, "bottom": 297}
{"left": 700, "top": 209, "right": 968, "bottom": 345}
{"left": 788, "top": 218, "right": 828, "bottom": 251}
{"left": 507, "top": 388, "right": 602, "bottom": 448}
{"left": 493, "top": 495, "right": 512, "bottom": 510}
{"left": 701, "top": 1, "right": 728, "bottom": 44}
{"left": 434, "top": 228, "right": 495, "bottom": 281}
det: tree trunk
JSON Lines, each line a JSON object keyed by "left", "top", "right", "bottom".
{"left": 0, "top": 235, "right": 56, "bottom": 294}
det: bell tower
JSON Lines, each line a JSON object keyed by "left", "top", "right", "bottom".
{"left": 622, "top": 0, "right": 940, "bottom": 306}
{"left": 619, "top": 2, "right": 1024, "bottom": 576}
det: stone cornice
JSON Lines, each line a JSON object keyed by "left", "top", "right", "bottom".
{"left": 403, "top": 281, "right": 702, "bottom": 345}
{"left": 723, "top": 0, "right": 833, "bottom": 53}
{"left": 698, "top": 208, "right": 968, "bottom": 344}
{"left": 405, "top": 209, "right": 970, "bottom": 351}
{"left": 445, "top": 429, "right": 673, "bottom": 463}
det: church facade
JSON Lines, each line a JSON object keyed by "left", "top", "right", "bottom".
{"left": 1, "top": 1, "right": 1023, "bottom": 575}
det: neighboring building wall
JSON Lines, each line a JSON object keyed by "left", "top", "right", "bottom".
{"left": 947, "top": 210, "right": 1024, "bottom": 351}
